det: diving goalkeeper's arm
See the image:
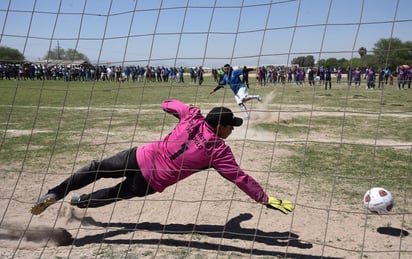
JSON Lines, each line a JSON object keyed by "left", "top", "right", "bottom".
{"left": 210, "top": 85, "right": 224, "bottom": 95}
{"left": 212, "top": 143, "right": 294, "bottom": 215}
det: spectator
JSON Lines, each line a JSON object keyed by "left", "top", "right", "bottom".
{"left": 307, "top": 67, "right": 315, "bottom": 86}
{"left": 336, "top": 67, "right": 342, "bottom": 84}
{"left": 198, "top": 66, "right": 204, "bottom": 85}
{"left": 242, "top": 66, "right": 254, "bottom": 88}
{"left": 324, "top": 66, "right": 332, "bottom": 90}
{"left": 366, "top": 67, "right": 375, "bottom": 89}
{"left": 353, "top": 67, "right": 362, "bottom": 87}
{"left": 179, "top": 66, "right": 185, "bottom": 83}
{"left": 378, "top": 69, "right": 385, "bottom": 88}
{"left": 397, "top": 66, "right": 405, "bottom": 90}
{"left": 318, "top": 66, "right": 325, "bottom": 85}
{"left": 384, "top": 68, "right": 391, "bottom": 85}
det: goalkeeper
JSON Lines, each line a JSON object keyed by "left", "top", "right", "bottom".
{"left": 31, "top": 99, "right": 293, "bottom": 215}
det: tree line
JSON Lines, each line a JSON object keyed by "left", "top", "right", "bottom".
{"left": 291, "top": 38, "right": 411, "bottom": 71}
{"left": 0, "top": 46, "right": 89, "bottom": 63}
{"left": 1, "top": 38, "right": 411, "bottom": 70}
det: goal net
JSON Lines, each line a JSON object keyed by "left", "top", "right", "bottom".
{"left": 1, "top": 0, "right": 411, "bottom": 258}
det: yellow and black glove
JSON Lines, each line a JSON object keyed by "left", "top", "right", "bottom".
{"left": 266, "top": 196, "right": 294, "bottom": 214}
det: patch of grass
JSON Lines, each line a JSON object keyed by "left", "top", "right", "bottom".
{"left": 286, "top": 115, "right": 412, "bottom": 142}
{"left": 169, "top": 247, "right": 192, "bottom": 258}
{"left": 276, "top": 142, "right": 411, "bottom": 202}
{"left": 254, "top": 121, "right": 311, "bottom": 135}
{"left": 91, "top": 245, "right": 140, "bottom": 259}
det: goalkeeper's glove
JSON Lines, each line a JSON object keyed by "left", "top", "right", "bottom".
{"left": 266, "top": 196, "right": 294, "bottom": 214}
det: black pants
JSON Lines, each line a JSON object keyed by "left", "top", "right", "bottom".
{"left": 49, "top": 147, "right": 156, "bottom": 208}
{"left": 325, "top": 79, "right": 331, "bottom": 89}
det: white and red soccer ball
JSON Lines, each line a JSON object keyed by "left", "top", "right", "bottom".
{"left": 363, "top": 187, "right": 394, "bottom": 214}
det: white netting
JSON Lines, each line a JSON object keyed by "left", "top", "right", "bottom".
{"left": 1, "top": 0, "right": 411, "bottom": 258}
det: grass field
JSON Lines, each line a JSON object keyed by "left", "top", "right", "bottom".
{"left": 0, "top": 77, "right": 411, "bottom": 258}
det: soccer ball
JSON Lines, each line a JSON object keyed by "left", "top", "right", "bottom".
{"left": 363, "top": 187, "right": 394, "bottom": 214}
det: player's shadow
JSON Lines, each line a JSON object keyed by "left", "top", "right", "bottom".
{"left": 69, "top": 213, "right": 335, "bottom": 258}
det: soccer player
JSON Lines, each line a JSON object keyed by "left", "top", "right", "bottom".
{"left": 336, "top": 67, "right": 342, "bottom": 84}
{"left": 317, "top": 66, "right": 325, "bottom": 85}
{"left": 210, "top": 64, "right": 262, "bottom": 118}
{"left": 366, "top": 67, "right": 375, "bottom": 89}
{"left": 397, "top": 66, "right": 405, "bottom": 90}
{"left": 31, "top": 100, "right": 293, "bottom": 216}
{"left": 353, "top": 67, "right": 362, "bottom": 87}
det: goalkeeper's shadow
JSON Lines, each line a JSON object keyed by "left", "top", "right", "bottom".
{"left": 72, "top": 212, "right": 313, "bottom": 251}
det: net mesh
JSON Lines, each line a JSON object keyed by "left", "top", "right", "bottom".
{"left": 0, "top": 0, "right": 411, "bottom": 258}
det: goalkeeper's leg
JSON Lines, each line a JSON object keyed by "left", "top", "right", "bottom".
{"left": 31, "top": 147, "right": 137, "bottom": 214}
{"left": 72, "top": 171, "right": 156, "bottom": 208}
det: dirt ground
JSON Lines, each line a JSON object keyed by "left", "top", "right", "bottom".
{"left": 0, "top": 107, "right": 411, "bottom": 259}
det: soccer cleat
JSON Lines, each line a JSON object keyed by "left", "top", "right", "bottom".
{"left": 70, "top": 192, "right": 81, "bottom": 206}
{"left": 257, "top": 96, "right": 263, "bottom": 102}
{"left": 30, "top": 193, "right": 57, "bottom": 215}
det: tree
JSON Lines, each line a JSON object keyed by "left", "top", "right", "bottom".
{"left": 291, "top": 56, "right": 305, "bottom": 67}
{"left": 65, "top": 48, "right": 89, "bottom": 61}
{"left": 43, "top": 47, "right": 89, "bottom": 61}
{"left": 337, "top": 58, "right": 350, "bottom": 69}
{"left": 361, "top": 54, "right": 378, "bottom": 68}
{"left": 304, "top": 55, "right": 315, "bottom": 67}
{"left": 0, "top": 46, "right": 25, "bottom": 62}
{"left": 291, "top": 55, "right": 315, "bottom": 67}
{"left": 372, "top": 38, "right": 412, "bottom": 69}
{"left": 317, "top": 58, "right": 326, "bottom": 67}
{"left": 323, "top": 58, "right": 339, "bottom": 69}
{"left": 348, "top": 58, "right": 364, "bottom": 69}
{"left": 358, "top": 47, "right": 367, "bottom": 58}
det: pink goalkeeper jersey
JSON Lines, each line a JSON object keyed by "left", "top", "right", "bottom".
{"left": 136, "top": 99, "right": 268, "bottom": 204}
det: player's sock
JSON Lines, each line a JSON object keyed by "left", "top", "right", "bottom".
{"left": 70, "top": 193, "right": 81, "bottom": 205}
{"left": 239, "top": 103, "right": 249, "bottom": 118}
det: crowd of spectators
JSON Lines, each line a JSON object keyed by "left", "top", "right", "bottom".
{"left": 0, "top": 62, "right": 410, "bottom": 90}
{"left": 252, "top": 65, "right": 411, "bottom": 90}
{"left": 0, "top": 63, "right": 189, "bottom": 83}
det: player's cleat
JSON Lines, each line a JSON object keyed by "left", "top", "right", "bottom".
{"left": 30, "top": 193, "right": 57, "bottom": 215}
{"left": 70, "top": 192, "right": 81, "bottom": 206}
{"left": 257, "top": 96, "right": 263, "bottom": 102}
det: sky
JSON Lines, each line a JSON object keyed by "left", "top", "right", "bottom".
{"left": 0, "top": 0, "right": 411, "bottom": 68}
